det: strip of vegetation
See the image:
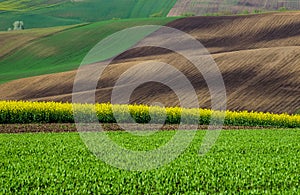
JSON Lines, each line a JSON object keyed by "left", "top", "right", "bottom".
{"left": 0, "top": 101, "right": 299, "bottom": 128}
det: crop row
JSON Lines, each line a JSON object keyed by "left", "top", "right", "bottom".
{"left": 0, "top": 101, "right": 299, "bottom": 127}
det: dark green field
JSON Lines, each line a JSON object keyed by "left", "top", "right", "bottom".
{"left": 0, "top": 0, "right": 177, "bottom": 31}
{"left": 0, "top": 129, "right": 299, "bottom": 193}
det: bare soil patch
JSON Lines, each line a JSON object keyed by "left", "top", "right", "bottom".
{"left": 0, "top": 123, "right": 273, "bottom": 134}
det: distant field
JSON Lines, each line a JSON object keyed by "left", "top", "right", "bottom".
{"left": 0, "top": 11, "right": 81, "bottom": 31}
{"left": 0, "top": 17, "right": 176, "bottom": 83}
{"left": 0, "top": 130, "right": 299, "bottom": 193}
{"left": 0, "top": 0, "right": 66, "bottom": 11}
{"left": 0, "top": 0, "right": 177, "bottom": 30}
{"left": 168, "top": 0, "right": 300, "bottom": 16}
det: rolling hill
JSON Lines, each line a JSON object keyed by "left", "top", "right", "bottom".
{"left": 0, "top": 24, "right": 79, "bottom": 59}
{"left": 0, "top": 17, "right": 176, "bottom": 83}
{"left": 0, "top": 12, "right": 299, "bottom": 114}
{"left": 0, "top": 0, "right": 177, "bottom": 31}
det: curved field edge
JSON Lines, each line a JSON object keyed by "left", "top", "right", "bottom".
{"left": 0, "top": 101, "right": 299, "bottom": 128}
{"left": 0, "top": 130, "right": 299, "bottom": 193}
{"left": 0, "top": 17, "right": 177, "bottom": 84}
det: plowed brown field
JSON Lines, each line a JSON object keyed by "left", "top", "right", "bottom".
{"left": 1, "top": 12, "right": 299, "bottom": 114}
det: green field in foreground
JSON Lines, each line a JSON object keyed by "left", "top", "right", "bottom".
{"left": 0, "top": 130, "right": 299, "bottom": 193}
{"left": 0, "top": 17, "right": 176, "bottom": 84}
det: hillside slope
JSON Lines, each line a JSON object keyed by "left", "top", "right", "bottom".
{"left": 0, "top": 17, "right": 176, "bottom": 83}
{"left": 0, "top": 0, "right": 177, "bottom": 31}
{"left": 0, "top": 24, "right": 80, "bottom": 59}
{"left": 1, "top": 12, "right": 300, "bottom": 114}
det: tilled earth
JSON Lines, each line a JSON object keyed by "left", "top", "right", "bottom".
{"left": 0, "top": 123, "right": 274, "bottom": 133}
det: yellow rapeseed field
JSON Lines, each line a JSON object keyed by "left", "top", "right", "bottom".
{"left": 0, "top": 101, "right": 299, "bottom": 127}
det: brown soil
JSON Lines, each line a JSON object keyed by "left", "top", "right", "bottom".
{"left": 0, "top": 123, "right": 273, "bottom": 134}
{"left": 0, "top": 12, "right": 300, "bottom": 114}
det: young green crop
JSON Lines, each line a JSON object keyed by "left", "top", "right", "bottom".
{"left": 0, "top": 130, "right": 299, "bottom": 193}
{"left": 0, "top": 101, "right": 300, "bottom": 128}
{"left": 0, "top": 17, "right": 176, "bottom": 84}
